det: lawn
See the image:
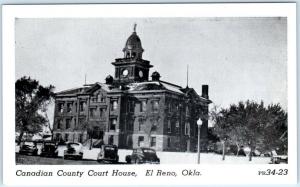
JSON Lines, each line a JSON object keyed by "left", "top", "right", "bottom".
{"left": 16, "top": 145, "right": 271, "bottom": 164}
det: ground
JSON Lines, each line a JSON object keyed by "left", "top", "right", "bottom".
{"left": 16, "top": 154, "right": 101, "bottom": 165}
{"left": 16, "top": 145, "right": 272, "bottom": 164}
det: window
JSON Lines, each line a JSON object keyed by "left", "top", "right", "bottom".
{"left": 141, "top": 100, "right": 147, "bottom": 112}
{"left": 58, "top": 103, "right": 64, "bottom": 113}
{"left": 92, "top": 126, "right": 101, "bottom": 139}
{"left": 64, "top": 133, "right": 69, "bottom": 142}
{"left": 186, "top": 106, "right": 190, "bottom": 116}
{"left": 74, "top": 118, "right": 77, "bottom": 128}
{"left": 79, "top": 101, "right": 86, "bottom": 112}
{"left": 130, "top": 101, "right": 135, "bottom": 112}
{"left": 150, "top": 119, "right": 158, "bottom": 132}
{"left": 185, "top": 122, "right": 190, "bottom": 136}
{"left": 75, "top": 103, "right": 77, "bottom": 112}
{"left": 108, "top": 135, "right": 114, "bottom": 145}
{"left": 175, "top": 121, "right": 180, "bottom": 134}
{"left": 100, "top": 108, "right": 106, "bottom": 118}
{"left": 97, "top": 94, "right": 101, "bottom": 102}
{"left": 150, "top": 137, "right": 156, "bottom": 147}
{"left": 167, "top": 120, "right": 171, "bottom": 133}
{"left": 90, "top": 108, "right": 96, "bottom": 117}
{"left": 66, "top": 119, "right": 71, "bottom": 129}
{"left": 57, "top": 120, "right": 62, "bottom": 129}
{"left": 168, "top": 102, "right": 171, "bottom": 112}
{"left": 138, "top": 136, "right": 144, "bottom": 147}
{"left": 110, "top": 118, "right": 117, "bottom": 130}
{"left": 78, "top": 134, "right": 83, "bottom": 143}
{"left": 152, "top": 100, "right": 159, "bottom": 112}
{"left": 138, "top": 119, "right": 144, "bottom": 131}
{"left": 111, "top": 100, "right": 118, "bottom": 111}
{"left": 175, "top": 103, "right": 179, "bottom": 112}
{"left": 127, "top": 119, "right": 133, "bottom": 131}
{"left": 101, "top": 95, "right": 106, "bottom": 102}
{"left": 79, "top": 118, "right": 84, "bottom": 126}
{"left": 167, "top": 137, "right": 171, "bottom": 147}
{"left": 135, "top": 102, "right": 140, "bottom": 113}
{"left": 67, "top": 103, "right": 72, "bottom": 113}
{"left": 55, "top": 133, "right": 61, "bottom": 141}
{"left": 176, "top": 121, "right": 180, "bottom": 128}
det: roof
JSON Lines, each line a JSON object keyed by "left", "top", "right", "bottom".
{"left": 127, "top": 81, "right": 184, "bottom": 94}
{"left": 55, "top": 86, "right": 91, "bottom": 95}
{"left": 123, "top": 32, "right": 143, "bottom": 52}
{"left": 55, "top": 81, "right": 211, "bottom": 103}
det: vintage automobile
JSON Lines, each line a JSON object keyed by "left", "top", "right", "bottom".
{"left": 125, "top": 147, "right": 160, "bottom": 164}
{"left": 40, "top": 141, "right": 58, "bottom": 157}
{"left": 270, "top": 155, "right": 288, "bottom": 164}
{"left": 63, "top": 142, "right": 83, "bottom": 160}
{"left": 19, "top": 141, "right": 38, "bottom": 156}
{"left": 97, "top": 145, "right": 119, "bottom": 163}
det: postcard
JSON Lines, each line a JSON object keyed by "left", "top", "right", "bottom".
{"left": 2, "top": 3, "right": 297, "bottom": 185}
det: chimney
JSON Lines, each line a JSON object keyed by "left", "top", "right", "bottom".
{"left": 202, "top": 85, "right": 209, "bottom": 99}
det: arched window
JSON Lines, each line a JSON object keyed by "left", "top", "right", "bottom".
{"left": 111, "top": 100, "right": 118, "bottom": 111}
{"left": 185, "top": 122, "right": 190, "bottom": 136}
{"left": 132, "top": 52, "right": 136, "bottom": 58}
{"left": 97, "top": 94, "right": 101, "bottom": 102}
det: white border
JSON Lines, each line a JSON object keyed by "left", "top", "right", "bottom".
{"left": 2, "top": 4, "right": 297, "bottom": 185}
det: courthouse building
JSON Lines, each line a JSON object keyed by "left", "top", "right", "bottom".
{"left": 53, "top": 26, "right": 212, "bottom": 151}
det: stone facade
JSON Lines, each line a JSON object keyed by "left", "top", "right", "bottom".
{"left": 53, "top": 26, "right": 212, "bottom": 152}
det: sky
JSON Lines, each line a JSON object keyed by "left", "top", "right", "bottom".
{"left": 15, "top": 18, "right": 287, "bottom": 124}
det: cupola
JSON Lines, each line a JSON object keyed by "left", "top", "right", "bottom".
{"left": 105, "top": 75, "right": 114, "bottom": 84}
{"left": 122, "top": 23, "right": 144, "bottom": 59}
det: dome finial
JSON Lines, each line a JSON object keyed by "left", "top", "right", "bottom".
{"left": 133, "top": 23, "right": 137, "bottom": 33}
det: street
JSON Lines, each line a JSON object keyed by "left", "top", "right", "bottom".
{"left": 16, "top": 154, "right": 125, "bottom": 165}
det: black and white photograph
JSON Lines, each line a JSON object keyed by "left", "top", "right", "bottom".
{"left": 2, "top": 4, "right": 297, "bottom": 185}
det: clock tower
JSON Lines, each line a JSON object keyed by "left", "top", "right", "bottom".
{"left": 112, "top": 24, "right": 153, "bottom": 84}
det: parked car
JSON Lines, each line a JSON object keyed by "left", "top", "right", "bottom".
{"left": 270, "top": 150, "right": 288, "bottom": 164}
{"left": 40, "top": 141, "right": 58, "bottom": 157}
{"left": 19, "top": 141, "right": 38, "bottom": 156}
{"left": 97, "top": 145, "right": 119, "bottom": 163}
{"left": 126, "top": 147, "right": 160, "bottom": 164}
{"left": 270, "top": 155, "right": 288, "bottom": 164}
{"left": 63, "top": 142, "right": 83, "bottom": 160}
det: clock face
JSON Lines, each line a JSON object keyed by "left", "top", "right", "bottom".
{"left": 139, "top": 70, "right": 144, "bottom": 78}
{"left": 122, "top": 69, "right": 129, "bottom": 77}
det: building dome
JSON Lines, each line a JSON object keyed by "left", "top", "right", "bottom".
{"left": 151, "top": 71, "right": 161, "bottom": 81}
{"left": 123, "top": 24, "right": 144, "bottom": 59}
{"left": 124, "top": 33, "right": 143, "bottom": 50}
